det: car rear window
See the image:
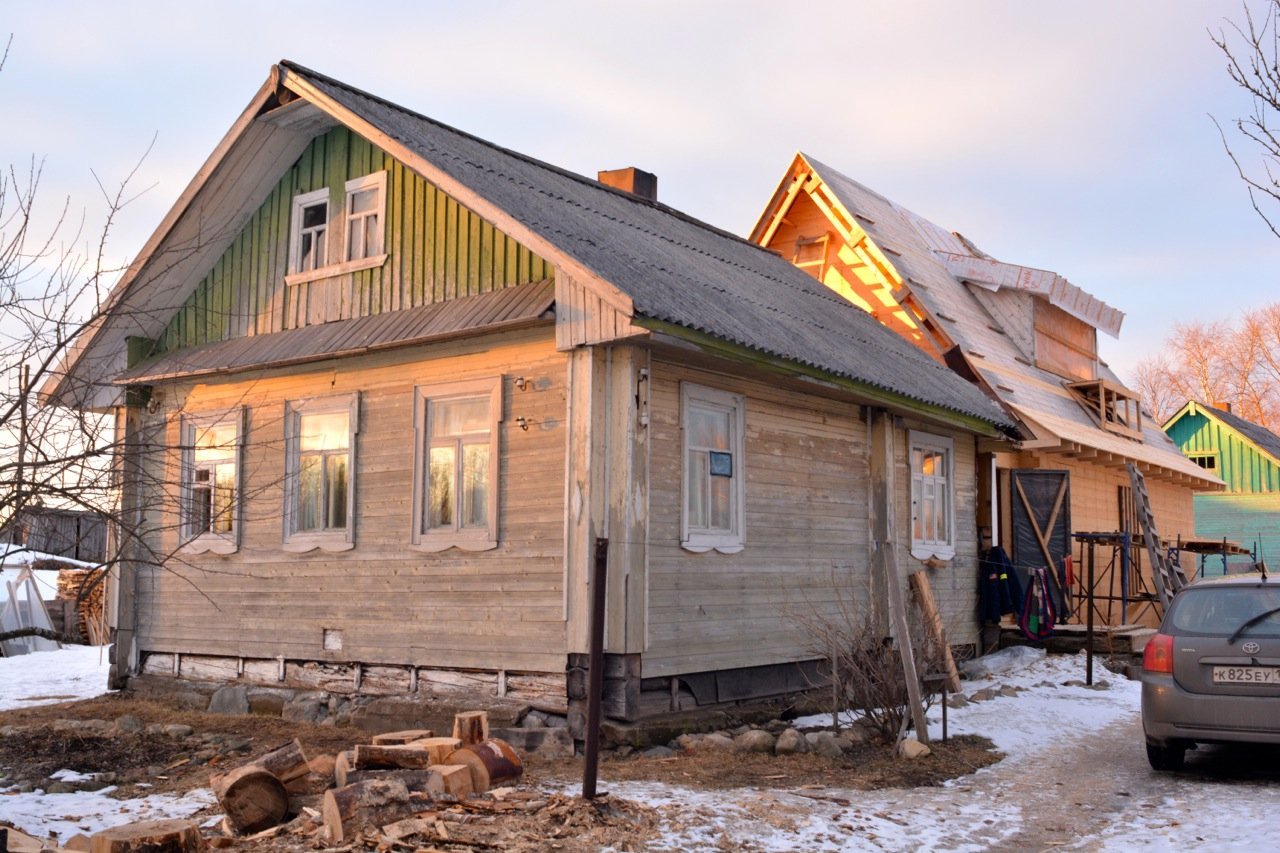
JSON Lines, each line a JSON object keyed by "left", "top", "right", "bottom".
{"left": 1168, "top": 585, "right": 1280, "bottom": 636}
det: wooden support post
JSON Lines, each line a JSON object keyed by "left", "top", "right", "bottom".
{"left": 583, "top": 537, "right": 608, "bottom": 799}
{"left": 909, "top": 571, "right": 961, "bottom": 693}
{"left": 870, "top": 410, "right": 929, "bottom": 745}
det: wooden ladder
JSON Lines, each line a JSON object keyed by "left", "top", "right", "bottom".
{"left": 1125, "top": 462, "right": 1188, "bottom": 609}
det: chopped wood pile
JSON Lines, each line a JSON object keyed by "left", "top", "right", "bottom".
{"left": 202, "top": 710, "right": 530, "bottom": 847}
{"left": 54, "top": 566, "right": 108, "bottom": 645}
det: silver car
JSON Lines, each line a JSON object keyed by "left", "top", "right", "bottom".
{"left": 1140, "top": 574, "right": 1280, "bottom": 771}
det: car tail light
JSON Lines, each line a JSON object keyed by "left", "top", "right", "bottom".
{"left": 1144, "top": 632, "right": 1174, "bottom": 674}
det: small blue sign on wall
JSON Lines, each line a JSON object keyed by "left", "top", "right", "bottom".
{"left": 709, "top": 451, "right": 733, "bottom": 477}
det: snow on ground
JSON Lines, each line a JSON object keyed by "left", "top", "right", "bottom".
{"left": 0, "top": 785, "right": 216, "bottom": 841}
{"left": 0, "top": 644, "right": 113, "bottom": 711}
{"left": 2, "top": 643, "right": 1278, "bottom": 849}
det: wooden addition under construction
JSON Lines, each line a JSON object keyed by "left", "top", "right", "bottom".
{"left": 44, "top": 63, "right": 1014, "bottom": 729}
{"left": 751, "top": 154, "right": 1223, "bottom": 629}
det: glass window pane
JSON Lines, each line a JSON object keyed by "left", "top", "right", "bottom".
{"left": 688, "top": 406, "right": 729, "bottom": 449}
{"left": 347, "top": 218, "right": 365, "bottom": 260}
{"left": 686, "top": 449, "right": 708, "bottom": 529}
{"left": 302, "top": 202, "right": 327, "bottom": 228}
{"left": 364, "top": 214, "right": 379, "bottom": 254}
{"left": 431, "top": 397, "right": 490, "bottom": 437}
{"left": 462, "top": 443, "right": 489, "bottom": 529}
{"left": 710, "top": 474, "right": 731, "bottom": 530}
{"left": 326, "top": 454, "right": 348, "bottom": 530}
{"left": 298, "top": 454, "right": 322, "bottom": 531}
{"left": 300, "top": 411, "right": 349, "bottom": 451}
{"left": 349, "top": 188, "right": 376, "bottom": 215}
{"left": 192, "top": 480, "right": 212, "bottom": 535}
{"left": 195, "top": 423, "right": 236, "bottom": 460}
{"left": 212, "top": 462, "right": 235, "bottom": 534}
{"left": 429, "top": 445, "right": 456, "bottom": 529}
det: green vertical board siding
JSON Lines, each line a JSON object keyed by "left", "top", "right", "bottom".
{"left": 159, "top": 126, "right": 554, "bottom": 354}
{"left": 1192, "top": 493, "right": 1280, "bottom": 573}
{"left": 1166, "top": 410, "right": 1280, "bottom": 494}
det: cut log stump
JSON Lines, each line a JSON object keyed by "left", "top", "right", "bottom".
{"left": 88, "top": 819, "right": 202, "bottom": 853}
{"left": 334, "top": 749, "right": 357, "bottom": 788}
{"left": 445, "top": 738, "right": 522, "bottom": 794}
{"left": 352, "top": 743, "right": 436, "bottom": 771}
{"left": 211, "top": 765, "right": 289, "bottom": 834}
{"left": 419, "top": 736, "right": 463, "bottom": 764}
{"left": 452, "top": 710, "right": 489, "bottom": 745}
{"left": 432, "top": 763, "right": 474, "bottom": 798}
{"left": 255, "top": 738, "right": 311, "bottom": 790}
{"left": 322, "top": 778, "right": 433, "bottom": 844}
{"left": 371, "top": 728, "right": 434, "bottom": 745}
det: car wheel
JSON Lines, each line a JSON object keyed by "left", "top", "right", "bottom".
{"left": 1146, "top": 741, "right": 1185, "bottom": 771}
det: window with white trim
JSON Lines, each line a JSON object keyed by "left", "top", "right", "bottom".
{"left": 285, "top": 172, "right": 388, "bottom": 285}
{"left": 180, "top": 410, "right": 243, "bottom": 554}
{"left": 344, "top": 172, "right": 386, "bottom": 262}
{"left": 413, "top": 378, "right": 501, "bottom": 552}
{"left": 284, "top": 394, "right": 358, "bottom": 552}
{"left": 909, "top": 430, "right": 955, "bottom": 560}
{"left": 681, "top": 383, "right": 746, "bottom": 553}
{"left": 290, "top": 188, "right": 330, "bottom": 274}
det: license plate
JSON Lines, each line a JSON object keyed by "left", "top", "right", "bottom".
{"left": 1212, "top": 666, "right": 1280, "bottom": 684}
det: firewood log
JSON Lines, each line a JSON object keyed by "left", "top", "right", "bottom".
{"left": 444, "top": 738, "right": 522, "bottom": 794}
{"left": 211, "top": 766, "right": 289, "bottom": 834}
{"left": 352, "top": 743, "right": 436, "bottom": 771}
{"left": 321, "top": 778, "right": 433, "bottom": 844}
{"left": 88, "top": 818, "right": 202, "bottom": 852}
{"left": 334, "top": 749, "right": 356, "bottom": 787}
{"left": 419, "top": 736, "right": 462, "bottom": 764}
{"left": 371, "top": 728, "right": 434, "bottom": 745}
{"left": 452, "top": 710, "right": 489, "bottom": 745}
{"left": 254, "top": 738, "right": 311, "bottom": 787}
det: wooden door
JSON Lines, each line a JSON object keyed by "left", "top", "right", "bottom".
{"left": 1010, "top": 470, "right": 1071, "bottom": 615}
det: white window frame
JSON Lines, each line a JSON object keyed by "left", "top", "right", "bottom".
{"left": 289, "top": 187, "right": 330, "bottom": 275}
{"left": 283, "top": 393, "right": 359, "bottom": 553}
{"left": 344, "top": 172, "right": 387, "bottom": 262}
{"left": 680, "top": 382, "right": 746, "bottom": 554}
{"left": 178, "top": 409, "right": 244, "bottom": 555}
{"left": 284, "top": 172, "right": 390, "bottom": 287}
{"left": 909, "top": 430, "right": 955, "bottom": 561}
{"left": 411, "top": 377, "right": 502, "bottom": 552}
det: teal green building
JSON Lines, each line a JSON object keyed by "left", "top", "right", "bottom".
{"left": 1163, "top": 401, "right": 1280, "bottom": 573}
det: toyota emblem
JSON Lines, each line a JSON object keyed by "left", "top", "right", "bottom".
{"left": 1242, "top": 641, "right": 1261, "bottom": 654}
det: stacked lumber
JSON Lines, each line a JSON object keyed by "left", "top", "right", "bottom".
{"left": 54, "top": 567, "right": 108, "bottom": 645}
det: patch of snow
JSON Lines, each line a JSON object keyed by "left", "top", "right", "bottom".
{"left": 49, "top": 769, "right": 96, "bottom": 783}
{"left": 0, "top": 644, "right": 113, "bottom": 711}
{"left": 0, "top": 785, "right": 215, "bottom": 840}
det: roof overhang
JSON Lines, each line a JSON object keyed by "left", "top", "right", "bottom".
{"left": 935, "top": 252, "right": 1124, "bottom": 338}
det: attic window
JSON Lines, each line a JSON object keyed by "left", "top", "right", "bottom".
{"left": 792, "top": 234, "right": 829, "bottom": 279}
{"left": 1188, "top": 453, "right": 1218, "bottom": 471}
{"left": 1066, "top": 378, "right": 1143, "bottom": 441}
{"left": 285, "top": 171, "right": 389, "bottom": 287}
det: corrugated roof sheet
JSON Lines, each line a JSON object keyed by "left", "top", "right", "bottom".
{"left": 1205, "top": 404, "right": 1280, "bottom": 463}
{"left": 284, "top": 63, "right": 1009, "bottom": 429}
{"left": 117, "top": 279, "right": 555, "bottom": 383}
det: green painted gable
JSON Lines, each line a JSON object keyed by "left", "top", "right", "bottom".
{"left": 160, "top": 126, "right": 553, "bottom": 353}
{"left": 1165, "top": 407, "right": 1280, "bottom": 494}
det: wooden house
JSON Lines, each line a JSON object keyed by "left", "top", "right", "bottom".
{"left": 1164, "top": 401, "right": 1280, "bottom": 573}
{"left": 43, "top": 63, "right": 1012, "bottom": 727}
{"left": 751, "top": 154, "right": 1222, "bottom": 627}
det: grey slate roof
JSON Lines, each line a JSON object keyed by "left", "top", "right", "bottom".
{"left": 1205, "top": 404, "right": 1280, "bottom": 462}
{"left": 797, "top": 153, "right": 1215, "bottom": 481}
{"left": 284, "top": 62, "right": 1009, "bottom": 429}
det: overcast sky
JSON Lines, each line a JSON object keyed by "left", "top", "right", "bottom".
{"left": 3, "top": 1, "right": 1274, "bottom": 382}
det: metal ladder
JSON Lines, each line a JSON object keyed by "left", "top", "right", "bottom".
{"left": 1126, "top": 462, "right": 1188, "bottom": 609}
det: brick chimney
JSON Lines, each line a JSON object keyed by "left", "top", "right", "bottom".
{"left": 598, "top": 167, "right": 657, "bottom": 202}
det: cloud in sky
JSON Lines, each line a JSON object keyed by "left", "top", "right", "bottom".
{"left": 2, "top": 0, "right": 1276, "bottom": 380}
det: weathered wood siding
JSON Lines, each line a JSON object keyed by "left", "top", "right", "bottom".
{"left": 642, "top": 359, "right": 980, "bottom": 679}
{"left": 135, "top": 328, "right": 568, "bottom": 673}
{"left": 160, "top": 127, "right": 552, "bottom": 352}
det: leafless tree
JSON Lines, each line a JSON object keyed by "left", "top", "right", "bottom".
{"left": 1212, "top": 0, "right": 1280, "bottom": 237}
{"left": 1132, "top": 308, "right": 1280, "bottom": 426}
